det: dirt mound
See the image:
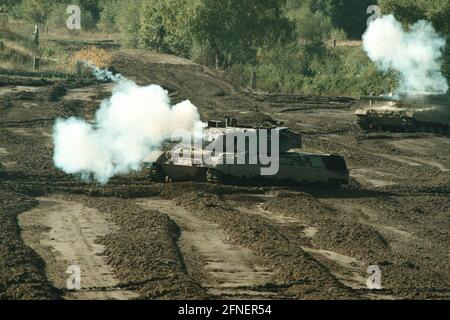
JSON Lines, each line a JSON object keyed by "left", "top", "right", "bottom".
{"left": 68, "top": 195, "right": 208, "bottom": 299}
{"left": 233, "top": 111, "right": 278, "bottom": 127}
{"left": 0, "top": 190, "right": 61, "bottom": 300}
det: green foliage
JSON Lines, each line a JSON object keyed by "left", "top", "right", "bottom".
{"left": 20, "top": 0, "right": 53, "bottom": 24}
{"left": 113, "top": 0, "right": 194, "bottom": 55}
{"left": 98, "top": 0, "right": 121, "bottom": 31}
{"left": 78, "top": 0, "right": 101, "bottom": 22}
{"left": 284, "top": 0, "right": 373, "bottom": 40}
{"left": 332, "top": 0, "right": 375, "bottom": 39}
{"left": 286, "top": 3, "right": 334, "bottom": 41}
{"left": 3, "top": 0, "right": 446, "bottom": 95}
{"left": 246, "top": 42, "right": 397, "bottom": 95}
{"left": 137, "top": 0, "right": 193, "bottom": 55}
{"left": 190, "top": 0, "right": 293, "bottom": 66}
{"left": 138, "top": 0, "right": 166, "bottom": 51}
{"left": 190, "top": 41, "right": 216, "bottom": 66}
{"left": 46, "top": 3, "right": 66, "bottom": 29}
{"left": 253, "top": 43, "right": 312, "bottom": 93}
{"left": 116, "top": 0, "right": 293, "bottom": 65}
{"left": 378, "top": 0, "right": 450, "bottom": 33}
{"left": 114, "top": 0, "right": 143, "bottom": 47}
{"left": 0, "top": 0, "right": 18, "bottom": 12}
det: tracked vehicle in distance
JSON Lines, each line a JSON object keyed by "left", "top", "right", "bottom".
{"left": 355, "top": 93, "right": 450, "bottom": 135}
{"left": 145, "top": 117, "right": 349, "bottom": 188}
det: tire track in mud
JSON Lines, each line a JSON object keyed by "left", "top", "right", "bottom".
{"left": 18, "top": 197, "right": 138, "bottom": 300}
{"left": 307, "top": 136, "right": 450, "bottom": 192}
{"left": 138, "top": 198, "right": 279, "bottom": 299}
{"left": 236, "top": 200, "right": 372, "bottom": 294}
{"left": 261, "top": 192, "right": 450, "bottom": 299}
{"left": 168, "top": 191, "right": 359, "bottom": 299}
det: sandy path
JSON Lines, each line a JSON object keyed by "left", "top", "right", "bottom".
{"left": 18, "top": 197, "right": 138, "bottom": 300}
{"left": 138, "top": 198, "right": 277, "bottom": 299}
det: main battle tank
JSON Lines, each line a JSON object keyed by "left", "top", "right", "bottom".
{"left": 144, "top": 118, "right": 349, "bottom": 188}
{"left": 355, "top": 93, "right": 450, "bottom": 135}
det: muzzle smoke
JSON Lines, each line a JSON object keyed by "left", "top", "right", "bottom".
{"left": 363, "top": 14, "right": 448, "bottom": 94}
{"left": 53, "top": 67, "right": 201, "bottom": 184}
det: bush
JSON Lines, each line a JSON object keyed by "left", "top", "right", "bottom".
{"left": 328, "top": 28, "right": 347, "bottom": 41}
{"left": 241, "top": 41, "right": 398, "bottom": 96}
{"left": 286, "top": 4, "right": 333, "bottom": 41}
{"left": 46, "top": 3, "right": 66, "bottom": 29}
{"left": 80, "top": 9, "right": 97, "bottom": 31}
{"left": 253, "top": 42, "right": 317, "bottom": 93}
{"left": 191, "top": 41, "right": 217, "bottom": 67}
{"left": 98, "top": 0, "right": 121, "bottom": 32}
{"left": 116, "top": 0, "right": 142, "bottom": 47}
{"left": 118, "top": 0, "right": 191, "bottom": 56}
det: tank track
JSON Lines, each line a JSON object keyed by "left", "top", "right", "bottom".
{"left": 206, "top": 169, "right": 221, "bottom": 184}
{"left": 357, "top": 118, "right": 450, "bottom": 136}
{"left": 148, "top": 164, "right": 166, "bottom": 182}
{"left": 205, "top": 169, "right": 344, "bottom": 189}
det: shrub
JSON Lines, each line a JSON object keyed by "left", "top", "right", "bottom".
{"left": 286, "top": 4, "right": 333, "bottom": 41}
{"left": 98, "top": 0, "right": 121, "bottom": 32}
{"left": 239, "top": 41, "right": 398, "bottom": 96}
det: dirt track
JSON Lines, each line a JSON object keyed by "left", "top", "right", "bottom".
{"left": 0, "top": 49, "right": 449, "bottom": 300}
{"left": 19, "top": 197, "right": 138, "bottom": 300}
{"left": 139, "top": 198, "right": 279, "bottom": 299}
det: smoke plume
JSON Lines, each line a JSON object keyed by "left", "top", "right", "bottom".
{"left": 53, "top": 68, "right": 201, "bottom": 184}
{"left": 363, "top": 14, "right": 448, "bottom": 94}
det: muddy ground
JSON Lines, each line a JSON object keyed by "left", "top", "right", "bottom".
{"left": 0, "top": 49, "right": 449, "bottom": 300}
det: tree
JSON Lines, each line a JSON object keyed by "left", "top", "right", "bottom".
{"left": 0, "top": 0, "right": 19, "bottom": 11}
{"left": 190, "top": 0, "right": 293, "bottom": 66}
{"left": 285, "top": 3, "right": 333, "bottom": 41}
{"left": 136, "top": 0, "right": 194, "bottom": 55}
{"left": 78, "top": 0, "right": 101, "bottom": 22}
{"left": 332, "top": 0, "right": 375, "bottom": 39}
{"left": 285, "top": 0, "right": 375, "bottom": 39}
{"left": 127, "top": 0, "right": 293, "bottom": 67}
{"left": 21, "top": 0, "right": 53, "bottom": 25}
{"left": 378, "top": 0, "right": 450, "bottom": 34}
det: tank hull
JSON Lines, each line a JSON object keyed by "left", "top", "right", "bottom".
{"left": 150, "top": 153, "right": 349, "bottom": 187}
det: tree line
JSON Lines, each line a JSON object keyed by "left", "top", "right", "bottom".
{"left": 1, "top": 0, "right": 448, "bottom": 94}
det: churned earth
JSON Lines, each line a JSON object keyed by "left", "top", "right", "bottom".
{"left": 0, "top": 49, "right": 449, "bottom": 300}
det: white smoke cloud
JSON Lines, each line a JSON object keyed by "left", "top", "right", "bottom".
{"left": 363, "top": 15, "right": 448, "bottom": 94}
{"left": 53, "top": 70, "right": 201, "bottom": 184}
